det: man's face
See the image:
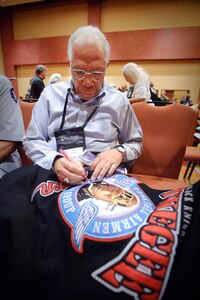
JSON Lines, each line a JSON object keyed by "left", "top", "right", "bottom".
{"left": 40, "top": 70, "right": 47, "bottom": 80}
{"left": 70, "top": 41, "right": 106, "bottom": 100}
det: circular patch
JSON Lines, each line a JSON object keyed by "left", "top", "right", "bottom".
{"left": 58, "top": 174, "right": 155, "bottom": 253}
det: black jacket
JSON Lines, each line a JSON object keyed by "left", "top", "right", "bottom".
{"left": 0, "top": 165, "right": 199, "bottom": 300}
{"left": 31, "top": 75, "right": 45, "bottom": 99}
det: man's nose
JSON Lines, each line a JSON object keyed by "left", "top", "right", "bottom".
{"left": 82, "top": 75, "right": 95, "bottom": 86}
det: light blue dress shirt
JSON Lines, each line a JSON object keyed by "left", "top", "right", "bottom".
{"left": 23, "top": 80, "right": 143, "bottom": 170}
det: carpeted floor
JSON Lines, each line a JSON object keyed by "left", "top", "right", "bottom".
{"left": 179, "top": 162, "right": 200, "bottom": 185}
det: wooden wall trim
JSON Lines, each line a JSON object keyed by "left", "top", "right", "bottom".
{"left": 4, "top": 27, "right": 200, "bottom": 66}
{"left": 106, "top": 27, "right": 200, "bottom": 61}
{"left": 88, "top": 0, "right": 101, "bottom": 28}
{"left": 13, "top": 37, "right": 69, "bottom": 65}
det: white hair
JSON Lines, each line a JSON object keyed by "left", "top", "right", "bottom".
{"left": 68, "top": 25, "right": 110, "bottom": 64}
{"left": 48, "top": 73, "right": 62, "bottom": 84}
{"left": 122, "top": 62, "right": 151, "bottom": 85}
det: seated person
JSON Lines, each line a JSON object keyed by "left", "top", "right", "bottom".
{"left": 25, "top": 78, "right": 33, "bottom": 99}
{"left": 180, "top": 94, "right": 193, "bottom": 106}
{"left": 191, "top": 100, "right": 200, "bottom": 125}
{"left": 0, "top": 74, "right": 25, "bottom": 178}
{"left": 0, "top": 28, "right": 199, "bottom": 298}
{"left": 48, "top": 73, "right": 62, "bottom": 84}
{"left": 122, "top": 62, "right": 152, "bottom": 104}
{"left": 23, "top": 26, "right": 143, "bottom": 184}
{"left": 160, "top": 89, "right": 169, "bottom": 102}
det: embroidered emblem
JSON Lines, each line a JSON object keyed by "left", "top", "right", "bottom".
{"left": 58, "top": 174, "right": 155, "bottom": 253}
{"left": 10, "top": 88, "right": 18, "bottom": 103}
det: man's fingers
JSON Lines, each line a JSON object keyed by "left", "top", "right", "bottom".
{"left": 91, "top": 160, "right": 118, "bottom": 181}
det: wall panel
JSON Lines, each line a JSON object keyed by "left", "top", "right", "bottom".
{"left": 101, "top": 0, "right": 200, "bottom": 32}
{"left": 13, "top": 4, "right": 88, "bottom": 39}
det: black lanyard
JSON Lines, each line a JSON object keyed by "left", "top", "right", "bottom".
{"left": 127, "top": 85, "right": 134, "bottom": 99}
{"left": 59, "top": 88, "right": 105, "bottom": 131}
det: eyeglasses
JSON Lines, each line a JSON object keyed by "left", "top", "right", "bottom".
{"left": 71, "top": 69, "right": 105, "bottom": 81}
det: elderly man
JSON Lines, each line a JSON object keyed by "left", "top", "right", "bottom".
{"left": 23, "top": 26, "right": 142, "bottom": 185}
{"left": 0, "top": 27, "right": 199, "bottom": 300}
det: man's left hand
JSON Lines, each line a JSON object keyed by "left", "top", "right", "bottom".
{"left": 90, "top": 149, "right": 124, "bottom": 181}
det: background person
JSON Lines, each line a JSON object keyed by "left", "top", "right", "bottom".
{"left": 118, "top": 84, "right": 128, "bottom": 96}
{"left": 25, "top": 77, "right": 33, "bottom": 99}
{"left": 180, "top": 93, "right": 193, "bottom": 106}
{"left": 48, "top": 73, "right": 62, "bottom": 84}
{"left": 122, "top": 62, "right": 151, "bottom": 104}
{"left": 149, "top": 82, "right": 157, "bottom": 95}
{"left": 160, "top": 89, "right": 169, "bottom": 102}
{"left": 31, "top": 64, "right": 47, "bottom": 99}
{"left": 191, "top": 90, "right": 200, "bottom": 125}
{"left": 23, "top": 25, "right": 143, "bottom": 185}
{"left": 149, "top": 82, "right": 165, "bottom": 106}
{"left": 0, "top": 74, "right": 25, "bottom": 178}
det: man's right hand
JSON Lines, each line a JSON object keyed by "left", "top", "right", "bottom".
{"left": 53, "top": 156, "right": 86, "bottom": 185}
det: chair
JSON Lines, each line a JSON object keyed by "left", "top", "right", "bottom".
{"left": 128, "top": 102, "right": 198, "bottom": 189}
{"left": 183, "top": 125, "right": 200, "bottom": 179}
{"left": 183, "top": 146, "right": 200, "bottom": 179}
{"left": 19, "top": 99, "right": 36, "bottom": 130}
{"left": 18, "top": 100, "right": 36, "bottom": 165}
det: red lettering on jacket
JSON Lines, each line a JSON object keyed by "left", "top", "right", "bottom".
{"left": 93, "top": 190, "right": 183, "bottom": 300}
{"left": 31, "top": 180, "right": 66, "bottom": 202}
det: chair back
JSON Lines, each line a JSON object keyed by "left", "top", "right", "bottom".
{"left": 19, "top": 100, "right": 35, "bottom": 130}
{"left": 187, "top": 110, "right": 199, "bottom": 146}
{"left": 130, "top": 102, "right": 197, "bottom": 179}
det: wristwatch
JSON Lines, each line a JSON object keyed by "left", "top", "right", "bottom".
{"left": 115, "top": 145, "right": 126, "bottom": 160}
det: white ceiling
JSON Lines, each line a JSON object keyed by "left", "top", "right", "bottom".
{"left": 0, "top": 0, "right": 45, "bottom": 7}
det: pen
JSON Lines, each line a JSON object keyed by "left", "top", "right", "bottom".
{"left": 60, "top": 149, "right": 89, "bottom": 181}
